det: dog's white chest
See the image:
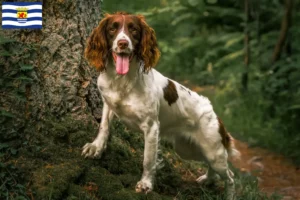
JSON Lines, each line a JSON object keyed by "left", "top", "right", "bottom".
{"left": 99, "top": 82, "right": 151, "bottom": 131}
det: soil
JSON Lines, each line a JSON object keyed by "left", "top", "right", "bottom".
{"left": 231, "top": 140, "right": 300, "bottom": 200}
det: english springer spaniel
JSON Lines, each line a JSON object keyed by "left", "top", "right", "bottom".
{"left": 82, "top": 12, "right": 240, "bottom": 200}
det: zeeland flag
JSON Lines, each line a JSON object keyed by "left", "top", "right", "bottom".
{"left": 2, "top": 2, "right": 42, "bottom": 29}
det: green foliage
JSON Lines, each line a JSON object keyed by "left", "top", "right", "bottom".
{"left": 0, "top": 34, "right": 36, "bottom": 199}
{"left": 135, "top": 0, "right": 245, "bottom": 84}
{"left": 0, "top": 162, "right": 28, "bottom": 200}
{"left": 132, "top": 0, "right": 300, "bottom": 163}
{"left": 209, "top": 85, "right": 300, "bottom": 165}
{"left": 0, "top": 34, "right": 35, "bottom": 116}
{"left": 102, "top": 0, "right": 162, "bottom": 14}
{"left": 263, "top": 56, "right": 300, "bottom": 136}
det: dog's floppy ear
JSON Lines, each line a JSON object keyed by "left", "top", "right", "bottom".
{"left": 137, "top": 15, "right": 160, "bottom": 73}
{"left": 85, "top": 14, "right": 111, "bottom": 71}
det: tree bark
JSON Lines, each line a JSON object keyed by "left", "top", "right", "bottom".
{"left": 271, "top": 0, "right": 292, "bottom": 64}
{"left": 2, "top": 0, "right": 103, "bottom": 124}
{"left": 1, "top": 1, "right": 103, "bottom": 198}
{"left": 242, "top": 0, "right": 250, "bottom": 91}
{"left": 255, "top": 0, "right": 261, "bottom": 67}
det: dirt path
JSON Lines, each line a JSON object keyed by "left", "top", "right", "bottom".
{"left": 232, "top": 140, "right": 300, "bottom": 200}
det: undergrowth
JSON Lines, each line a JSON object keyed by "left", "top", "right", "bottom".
{"left": 207, "top": 85, "right": 300, "bottom": 165}
{"left": 0, "top": 113, "right": 281, "bottom": 199}
{"left": 0, "top": 34, "right": 35, "bottom": 199}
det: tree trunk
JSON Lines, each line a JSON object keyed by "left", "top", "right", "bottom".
{"left": 255, "top": 0, "right": 261, "bottom": 67}
{"left": 2, "top": 0, "right": 103, "bottom": 125}
{"left": 1, "top": 1, "right": 103, "bottom": 199}
{"left": 242, "top": 0, "right": 250, "bottom": 91}
{"left": 271, "top": 0, "right": 292, "bottom": 64}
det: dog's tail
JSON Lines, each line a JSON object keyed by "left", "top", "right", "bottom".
{"left": 217, "top": 117, "right": 241, "bottom": 159}
{"left": 226, "top": 134, "right": 241, "bottom": 159}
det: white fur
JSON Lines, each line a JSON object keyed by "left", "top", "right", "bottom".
{"left": 112, "top": 15, "right": 133, "bottom": 53}
{"left": 112, "top": 30, "right": 133, "bottom": 52}
{"left": 82, "top": 33, "right": 238, "bottom": 200}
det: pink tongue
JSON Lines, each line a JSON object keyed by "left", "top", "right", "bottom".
{"left": 116, "top": 54, "right": 130, "bottom": 75}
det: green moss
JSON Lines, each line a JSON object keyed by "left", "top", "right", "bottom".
{"left": 139, "top": 191, "right": 163, "bottom": 200}
{"left": 50, "top": 122, "right": 69, "bottom": 138}
{"left": 119, "top": 174, "right": 139, "bottom": 188}
{"left": 110, "top": 120, "right": 144, "bottom": 150}
{"left": 69, "top": 130, "right": 89, "bottom": 147}
{"left": 42, "top": 114, "right": 97, "bottom": 145}
{"left": 83, "top": 166, "right": 110, "bottom": 182}
{"left": 109, "top": 189, "right": 139, "bottom": 200}
{"left": 67, "top": 184, "right": 97, "bottom": 200}
{"left": 9, "top": 113, "right": 276, "bottom": 200}
{"left": 83, "top": 167, "right": 124, "bottom": 199}
{"left": 32, "top": 161, "right": 84, "bottom": 200}
{"left": 107, "top": 189, "right": 172, "bottom": 200}
{"left": 100, "top": 135, "right": 142, "bottom": 174}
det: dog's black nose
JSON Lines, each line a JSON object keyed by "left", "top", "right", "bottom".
{"left": 117, "top": 40, "right": 128, "bottom": 49}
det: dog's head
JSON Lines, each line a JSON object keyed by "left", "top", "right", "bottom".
{"left": 85, "top": 12, "right": 160, "bottom": 75}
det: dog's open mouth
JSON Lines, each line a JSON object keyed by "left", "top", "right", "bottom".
{"left": 112, "top": 52, "right": 134, "bottom": 75}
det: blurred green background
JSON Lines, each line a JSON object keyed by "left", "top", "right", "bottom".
{"left": 104, "top": 0, "right": 300, "bottom": 163}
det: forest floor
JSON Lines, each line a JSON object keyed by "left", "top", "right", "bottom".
{"left": 232, "top": 140, "right": 300, "bottom": 200}
{"left": 4, "top": 83, "right": 300, "bottom": 200}
{"left": 189, "top": 84, "right": 300, "bottom": 200}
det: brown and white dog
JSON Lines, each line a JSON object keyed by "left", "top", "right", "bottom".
{"left": 82, "top": 12, "right": 239, "bottom": 200}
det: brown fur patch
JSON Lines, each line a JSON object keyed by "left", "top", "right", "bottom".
{"left": 217, "top": 117, "right": 231, "bottom": 150}
{"left": 163, "top": 80, "right": 178, "bottom": 106}
{"left": 136, "top": 15, "right": 160, "bottom": 72}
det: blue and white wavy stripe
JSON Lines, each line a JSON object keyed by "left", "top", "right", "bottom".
{"left": 2, "top": 21, "right": 42, "bottom": 26}
{"left": 2, "top": 4, "right": 42, "bottom": 10}
{"left": 2, "top": 2, "right": 42, "bottom": 6}
{"left": 2, "top": 2, "right": 42, "bottom": 29}
{"left": 3, "top": 9, "right": 43, "bottom": 14}
{"left": 3, "top": 17, "right": 42, "bottom": 21}
{"left": 2, "top": 13, "right": 42, "bottom": 18}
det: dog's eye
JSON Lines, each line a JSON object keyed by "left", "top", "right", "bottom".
{"left": 130, "top": 28, "right": 137, "bottom": 35}
{"left": 109, "top": 28, "right": 116, "bottom": 33}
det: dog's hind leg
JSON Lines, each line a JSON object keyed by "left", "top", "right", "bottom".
{"left": 208, "top": 155, "right": 235, "bottom": 200}
{"left": 196, "top": 166, "right": 219, "bottom": 185}
{"left": 196, "top": 138, "right": 235, "bottom": 200}
{"left": 197, "top": 134, "right": 235, "bottom": 199}
{"left": 173, "top": 136, "right": 218, "bottom": 184}
{"left": 192, "top": 112, "right": 236, "bottom": 200}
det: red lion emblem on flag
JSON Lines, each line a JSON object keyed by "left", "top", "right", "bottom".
{"left": 17, "top": 12, "right": 27, "bottom": 18}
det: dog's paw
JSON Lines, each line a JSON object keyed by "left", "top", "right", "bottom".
{"left": 196, "top": 174, "right": 208, "bottom": 184}
{"left": 196, "top": 173, "right": 219, "bottom": 185}
{"left": 135, "top": 180, "right": 153, "bottom": 194}
{"left": 81, "top": 142, "right": 106, "bottom": 159}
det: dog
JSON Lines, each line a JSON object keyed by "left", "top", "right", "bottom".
{"left": 82, "top": 12, "right": 239, "bottom": 200}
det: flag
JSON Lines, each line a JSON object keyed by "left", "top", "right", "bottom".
{"left": 2, "top": 2, "right": 42, "bottom": 29}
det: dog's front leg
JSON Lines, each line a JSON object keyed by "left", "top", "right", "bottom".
{"left": 136, "top": 120, "right": 159, "bottom": 193}
{"left": 82, "top": 102, "right": 113, "bottom": 158}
